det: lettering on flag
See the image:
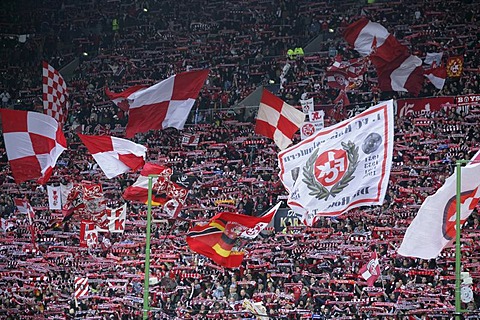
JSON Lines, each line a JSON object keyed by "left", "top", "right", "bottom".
{"left": 278, "top": 100, "right": 394, "bottom": 225}
{"left": 300, "top": 98, "right": 314, "bottom": 114}
{"left": 98, "top": 204, "right": 127, "bottom": 233}
{"left": 300, "top": 121, "right": 325, "bottom": 141}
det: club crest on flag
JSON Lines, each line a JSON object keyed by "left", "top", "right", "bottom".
{"left": 302, "top": 142, "right": 359, "bottom": 201}
{"left": 278, "top": 100, "right": 394, "bottom": 225}
{"left": 442, "top": 187, "right": 480, "bottom": 240}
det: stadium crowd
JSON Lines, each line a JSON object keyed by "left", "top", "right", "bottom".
{"left": 0, "top": 0, "right": 480, "bottom": 319}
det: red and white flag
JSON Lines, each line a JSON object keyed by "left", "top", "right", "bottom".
{"left": 79, "top": 220, "right": 98, "bottom": 248}
{"left": 42, "top": 61, "right": 69, "bottom": 127}
{"left": 97, "top": 204, "right": 127, "bottom": 233}
{"left": 424, "top": 66, "right": 447, "bottom": 90}
{"left": 78, "top": 134, "right": 146, "bottom": 179}
{"left": 122, "top": 163, "right": 190, "bottom": 206}
{"left": 0, "top": 109, "right": 67, "bottom": 184}
{"left": 240, "top": 202, "right": 281, "bottom": 239}
{"left": 398, "top": 162, "right": 480, "bottom": 259}
{"left": 74, "top": 276, "right": 89, "bottom": 299}
{"left": 47, "top": 185, "right": 62, "bottom": 210}
{"left": 278, "top": 100, "right": 394, "bottom": 225}
{"left": 105, "top": 85, "right": 148, "bottom": 111}
{"left": 255, "top": 89, "right": 305, "bottom": 150}
{"left": 106, "top": 70, "right": 209, "bottom": 138}
{"left": 14, "top": 198, "right": 37, "bottom": 245}
{"left": 359, "top": 252, "right": 381, "bottom": 286}
{"left": 343, "top": 18, "right": 423, "bottom": 95}
{"left": 181, "top": 133, "right": 200, "bottom": 147}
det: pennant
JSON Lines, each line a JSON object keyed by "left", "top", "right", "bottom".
{"left": 79, "top": 220, "right": 98, "bottom": 248}
{"left": 97, "top": 204, "right": 127, "bottom": 233}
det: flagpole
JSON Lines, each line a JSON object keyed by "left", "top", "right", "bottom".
{"left": 142, "top": 175, "right": 155, "bottom": 320}
{"left": 454, "top": 160, "right": 469, "bottom": 320}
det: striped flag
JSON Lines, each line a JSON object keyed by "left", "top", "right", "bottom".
{"left": 74, "top": 276, "right": 89, "bottom": 299}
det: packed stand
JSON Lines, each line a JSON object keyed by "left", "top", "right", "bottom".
{"left": 0, "top": 0, "right": 480, "bottom": 319}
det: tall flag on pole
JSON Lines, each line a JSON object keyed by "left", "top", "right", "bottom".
{"left": 186, "top": 210, "right": 277, "bottom": 268}
{"left": 42, "top": 61, "right": 69, "bottom": 127}
{"left": 105, "top": 70, "right": 209, "bottom": 138}
{"left": 398, "top": 162, "right": 480, "bottom": 259}
{"left": 278, "top": 100, "right": 394, "bottom": 226}
{"left": 78, "top": 134, "right": 146, "bottom": 179}
{"left": 0, "top": 109, "right": 67, "bottom": 184}
{"left": 359, "top": 252, "right": 381, "bottom": 286}
{"left": 255, "top": 89, "right": 305, "bottom": 150}
{"left": 343, "top": 18, "right": 423, "bottom": 95}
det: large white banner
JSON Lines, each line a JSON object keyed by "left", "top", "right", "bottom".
{"left": 47, "top": 185, "right": 62, "bottom": 210}
{"left": 398, "top": 162, "right": 480, "bottom": 259}
{"left": 278, "top": 100, "right": 394, "bottom": 225}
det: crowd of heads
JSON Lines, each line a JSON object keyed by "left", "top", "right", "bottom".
{"left": 0, "top": 0, "right": 480, "bottom": 319}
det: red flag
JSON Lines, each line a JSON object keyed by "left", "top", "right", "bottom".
{"left": 255, "top": 89, "right": 305, "bottom": 150}
{"left": 424, "top": 66, "right": 447, "bottom": 90}
{"left": 79, "top": 220, "right": 97, "bottom": 248}
{"left": 78, "top": 134, "right": 146, "bottom": 179}
{"left": 446, "top": 55, "right": 464, "bottom": 78}
{"left": 186, "top": 211, "right": 276, "bottom": 268}
{"left": 122, "top": 163, "right": 192, "bottom": 207}
{"left": 106, "top": 70, "right": 209, "bottom": 138}
{"left": 105, "top": 85, "right": 148, "bottom": 112}
{"left": 343, "top": 18, "right": 423, "bottom": 95}
{"left": 0, "top": 109, "right": 67, "bottom": 184}
{"left": 42, "top": 61, "right": 69, "bottom": 126}
{"left": 359, "top": 252, "right": 381, "bottom": 286}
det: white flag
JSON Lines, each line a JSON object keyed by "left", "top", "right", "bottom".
{"left": 47, "top": 185, "right": 62, "bottom": 210}
{"left": 398, "top": 163, "right": 480, "bottom": 259}
{"left": 278, "top": 100, "right": 394, "bottom": 225}
{"left": 300, "top": 98, "right": 314, "bottom": 114}
{"left": 100, "top": 204, "right": 127, "bottom": 233}
{"left": 60, "top": 183, "right": 73, "bottom": 206}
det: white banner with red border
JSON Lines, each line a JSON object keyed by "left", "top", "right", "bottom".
{"left": 278, "top": 100, "right": 394, "bottom": 225}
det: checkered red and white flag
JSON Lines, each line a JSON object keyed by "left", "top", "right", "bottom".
{"left": 74, "top": 276, "right": 89, "bottom": 299}
{"left": 42, "top": 61, "right": 69, "bottom": 127}
{"left": 255, "top": 89, "right": 305, "bottom": 150}
{"left": 106, "top": 70, "right": 209, "bottom": 138}
{"left": 0, "top": 109, "right": 67, "bottom": 184}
